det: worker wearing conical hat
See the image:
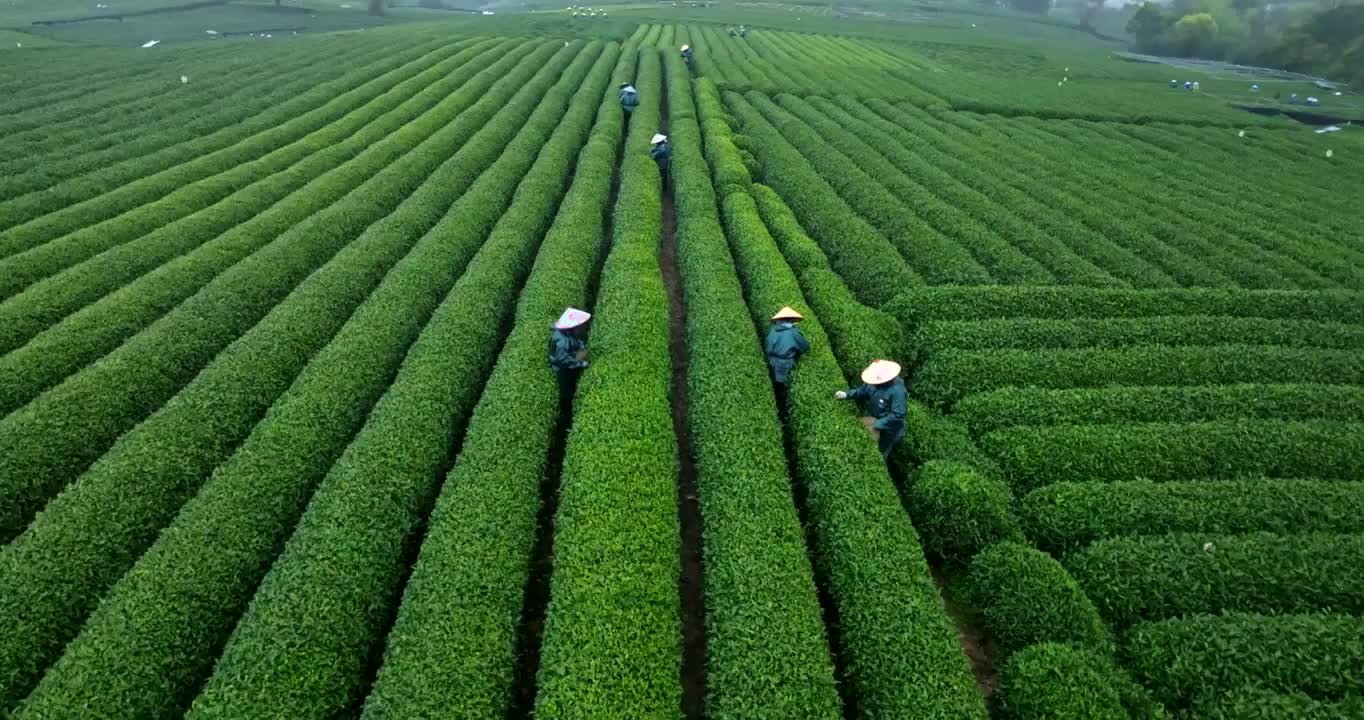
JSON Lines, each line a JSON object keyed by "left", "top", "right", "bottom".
{"left": 680, "top": 44, "right": 693, "bottom": 63}
{"left": 764, "top": 306, "right": 810, "bottom": 385}
{"left": 650, "top": 133, "right": 671, "bottom": 186}
{"left": 548, "top": 307, "right": 591, "bottom": 404}
{"left": 835, "top": 360, "right": 907, "bottom": 460}
{"left": 618, "top": 82, "right": 639, "bottom": 116}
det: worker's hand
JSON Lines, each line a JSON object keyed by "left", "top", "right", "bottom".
{"left": 834, "top": 391, "right": 847, "bottom": 400}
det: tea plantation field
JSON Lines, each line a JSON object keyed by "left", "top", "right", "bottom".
{"left": 1, "top": 7, "right": 1361, "bottom": 719}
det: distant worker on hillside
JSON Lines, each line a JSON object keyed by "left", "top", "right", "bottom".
{"left": 619, "top": 82, "right": 639, "bottom": 117}
{"left": 834, "top": 360, "right": 907, "bottom": 461}
{"left": 548, "top": 308, "right": 591, "bottom": 405}
{"left": 680, "top": 44, "right": 693, "bottom": 65}
{"left": 727, "top": 26, "right": 737, "bottom": 36}
{"left": 764, "top": 306, "right": 810, "bottom": 385}
{"left": 739, "top": 26, "right": 748, "bottom": 37}
{"left": 650, "top": 133, "right": 671, "bottom": 186}
{"left": 1170, "top": 79, "right": 1178, "bottom": 88}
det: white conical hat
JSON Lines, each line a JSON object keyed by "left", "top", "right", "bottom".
{"left": 771, "top": 306, "right": 803, "bottom": 321}
{"left": 681, "top": 44, "right": 690, "bottom": 50}
{"left": 861, "top": 359, "right": 901, "bottom": 385}
{"left": 651, "top": 133, "right": 667, "bottom": 144}
{"left": 554, "top": 307, "right": 591, "bottom": 330}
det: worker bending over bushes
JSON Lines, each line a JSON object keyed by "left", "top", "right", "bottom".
{"left": 764, "top": 306, "right": 810, "bottom": 384}
{"left": 835, "top": 360, "right": 908, "bottom": 460}
{"left": 547, "top": 307, "right": 590, "bottom": 405}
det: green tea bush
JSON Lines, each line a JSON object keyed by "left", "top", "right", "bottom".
{"left": 659, "top": 52, "right": 842, "bottom": 718}
{"left": 721, "top": 90, "right": 920, "bottom": 306}
{"left": 0, "top": 40, "right": 583, "bottom": 718}
{"left": 956, "top": 384, "right": 1364, "bottom": 437}
{"left": 700, "top": 83, "right": 985, "bottom": 720}
{"left": 0, "top": 38, "right": 505, "bottom": 356}
{"left": 1187, "top": 686, "right": 1364, "bottom": 719}
{"left": 983, "top": 420, "right": 1364, "bottom": 491}
{"left": 995, "top": 643, "right": 1167, "bottom": 720}
{"left": 915, "top": 345, "right": 1364, "bottom": 408}
{"left": 1122, "top": 613, "right": 1364, "bottom": 707}
{"left": 885, "top": 287, "right": 1364, "bottom": 332}
{"left": 907, "top": 461, "right": 1018, "bottom": 565}
{"left": 9, "top": 42, "right": 608, "bottom": 720}
{"left": 531, "top": 49, "right": 682, "bottom": 719}
{"left": 963, "top": 543, "right": 1110, "bottom": 657}
{"left": 1021, "top": 480, "right": 1364, "bottom": 554}
{"left": 1065, "top": 533, "right": 1364, "bottom": 627}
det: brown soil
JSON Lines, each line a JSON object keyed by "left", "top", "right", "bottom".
{"left": 928, "top": 563, "right": 1000, "bottom": 701}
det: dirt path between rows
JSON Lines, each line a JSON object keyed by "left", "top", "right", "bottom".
{"left": 657, "top": 72, "right": 707, "bottom": 720}
{"left": 928, "top": 563, "right": 999, "bottom": 701}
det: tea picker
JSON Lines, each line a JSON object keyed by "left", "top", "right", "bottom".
{"left": 650, "top": 133, "right": 671, "bottom": 186}
{"left": 764, "top": 306, "right": 810, "bottom": 385}
{"left": 618, "top": 83, "right": 639, "bottom": 117}
{"left": 548, "top": 308, "right": 591, "bottom": 405}
{"left": 834, "top": 360, "right": 908, "bottom": 460}
{"left": 680, "top": 44, "right": 693, "bottom": 65}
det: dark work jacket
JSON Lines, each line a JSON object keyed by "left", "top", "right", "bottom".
{"left": 619, "top": 87, "right": 639, "bottom": 111}
{"left": 650, "top": 141, "right": 671, "bottom": 171}
{"left": 547, "top": 329, "right": 587, "bottom": 372}
{"left": 847, "top": 377, "right": 907, "bottom": 432}
{"left": 681, "top": 48, "right": 694, "bottom": 61}
{"left": 764, "top": 322, "right": 809, "bottom": 383}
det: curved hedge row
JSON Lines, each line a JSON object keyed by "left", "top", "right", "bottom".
{"left": 982, "top": 419, "right": 1364, "bottom": 491}
{"left": 179, "top": 42, "right": 603, "bottom": 720}
{"left": 666, "top": 54, "right": 843, "bottom": 718}
{"left": 1065, "top": 532, "right": 1364, "bottom": 627}
{"left": 1187, "top": 686, "right": 1364, "bottom": 719}
{"left": 995, "top": 643, "right": 1167, "bottom": 720}
{"left": 357, "top": 42, "right": 630, "bottom": 719}
{"left": 532, "top": 48, "right": 682, "bottom": 719}
{"left": 719, "top": 89, "right": 920, "bottom": 307}
{"left": 962, "top": 543, "right": 1110, "bottom": 658}
{"left": 0, "top": 38, "right": 504, "bottom": 356}
{"left": 956, "top": 384, "right": 1364, "bottom": 436}
{"left": 885, "top": 287, "right": 1364, "bottom": 331}
{"left": 0, "top": 40, "right": 556, "bottom": 543}
{"left": 906, "top": 461, "right": 1018, "bottom": 566}
{"left": 6, "top": 42, "right": 607, "bottom": 720}
{"left": 1122, "top": 613, "right": 1364, "bottom": 707}
{"left": 698, "top": 79, "right": 986, "bottom": 720}
{"left": 915, "top": 345, "right": 1364, "bottom": 408}
{"left": 1021, "top": 479, "right": 1364, "bottom": 554}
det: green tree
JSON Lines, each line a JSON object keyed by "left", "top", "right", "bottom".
{"left": 1173, "top": 12, "right": 1220, "bottom": 56}
{"left": 1126, "top": 1, "right": 1171, "bottom": 49}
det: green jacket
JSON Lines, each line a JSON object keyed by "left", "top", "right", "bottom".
{"left": 619, "top": 87, "right": 639, "bottom": 109}
{"left": 848, "top": 377, "right": 907, "bottom": 431}
{"left": 548, "top": 329, "right": 587, "bottom": 371}
{"left": 764, "top": 322, "right": 809, "bottom": 382}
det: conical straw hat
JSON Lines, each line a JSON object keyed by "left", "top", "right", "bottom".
{"left": 861, "top": 359, "right": 901, "bottom": 385}
{"left": 554, "top": 307, "right": 591, "bottom": 330}
{"left": 681, "top": 44, "right": 690, "bottom": 50}
{"left": 651, "top": 133, "right": 667, "bottom": 144}
{"left": 771, "top": 306, "right": 803, "bottom": 321}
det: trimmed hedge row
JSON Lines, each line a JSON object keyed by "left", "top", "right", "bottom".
{"left": 982, "top": 420, "right": 1364, "bottom": 491}
{"left": 962, "top": 543, "right": 1110, "bottom": 658}
{"left": 1022, "top": 480, "right": 1364, "bottom": 555}
{"left": 6, "top": 42, "right": 606, "bottom": 720}
{"left": 771, "top": 93, "right": 1054, "bottom": 286}
{"left": 176, "top": 43, "right": 606, "bottom": 720}
{"left": 666, "top": 54, "right": 843, "bottom": 718}
{"left": 1187, "top": 686, "right": 1364, "bottom": 719}
{"left": 718, "top": 88, "right": 920, "bottom": 307}
{"left": 995, "top": 643, "right": 1168, "bottom": 720}
{"left": 357, "top": 42, "right": 630, "bottom": 719}
{"left": 915, "top": 345, "right": 1364, "bottom": 408}
{"left": 0, "top": 40, "right": 551, "bottom": 541}
{"left": 532, "top": 48, "right": 683, "bottom": 719}
{"left": 0, "top": 39, "right": 529, "bottom": 418}
{"left": 0, "top": 39, "right": 461, "bottom": 260}
{"left": 956, "top": 384, "right": 1364, "bottom": 436}
{"left": 0, "top": 38, "right": 504, "bottom": 356}
{"left": 885, "top": 286, "right": 1364, "bottom": 331}
{"left": 907, "top": 462, "right": 1019, "bottom": 566}
{"left": 1065, "top": 532, "right": 1364, "bottom": 628}
{"left": 698, "top": 80, "right": 986, "bottom": 720}
{"left": 746, "top": 92, "right": 997, "bottom": 286}
{"left": 913, "top": 316, "right": 1364, "bottom": 357}
{"left": 1122, "top": 613, "right": 1364, "bottom": 707}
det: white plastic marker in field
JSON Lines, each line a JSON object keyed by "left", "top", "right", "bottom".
{"left": 1238, "top": 130, "right": 1246, "bottom": 138}
{"left": 181, "top": 75, "right": 188, "bottom": 83}
{"left": 1326, "top": 149, "right": 1334, "bottom": 158}
{"left": 205, "top": 29, "right": 217, "bottom": 34}
{"left": 141, "top": 39, "right": 160, "bottom": 48}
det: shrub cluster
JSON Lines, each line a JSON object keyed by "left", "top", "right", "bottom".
{"left": 907, "top": 461, "right": 1019, "bottom": 565}
{"left": 962, "top": 543, "right": 1110, "bottom": 658}
{"left": 1122, "top": 613, "right": 1364, "bottom": 707}
{"left": 1021, "top": 479, "right": 1364, "bottom": 554}
{"left": 995, "top": 643, "right": 1167, "bottom": 720}
{"left": 1065, "top": 532, "right": 1364, "bottom": 628}
{"left": 1187, "top": 686, "right": 1364, "bottom": 719}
